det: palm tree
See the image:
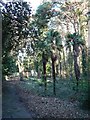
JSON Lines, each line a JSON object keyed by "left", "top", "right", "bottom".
{"left": 66, "top": 33, "right": 85, "bottom": 89}
{"left": 34, "top": 38, "right": 49, "bottom": 92}
{"left": 46, "top": 29, "right": 62, "bottom": 95}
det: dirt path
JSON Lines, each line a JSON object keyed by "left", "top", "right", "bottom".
{"left": 2, "top": 81, "right": 36, "bottom": 118}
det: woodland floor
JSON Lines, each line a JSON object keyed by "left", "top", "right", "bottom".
{"left": 2, "top": 78, "right": 90, "bottom": 119}
{"left": 2, "top": 80, "right": 36, "bottom": 119}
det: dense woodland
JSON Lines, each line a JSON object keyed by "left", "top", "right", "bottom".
{"left": 1, "top": 0, "right": 90, "bottom": 116}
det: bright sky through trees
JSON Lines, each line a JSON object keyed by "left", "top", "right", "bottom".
{"left": 24, "top": 0, "right": 41, "bottom": 13}
{"left": 2, "top": 0, "right": 41, "bottom": 12}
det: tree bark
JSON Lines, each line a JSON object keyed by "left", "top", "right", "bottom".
{"left": 43, "top": 61, "right": 47, "bottom": 91}
{"left": 17, "top": 60, "right": 23, "bottom": 81}
{"left": 42, "top": 52, "right": 47, "bottom": 92}
{"left": 20, "top": 72, "right": 23, "bottom": 81}
{"left": 73, "top": 45, "right": 80, "bottom": 88}
{"left": 51, "top": 53, "right": 57, "bottom": 95}
{"left": 59, "top": 52, "right": 62, "bottom": 77}
{"left": 37, "top": 69, "right": 40, "bottom": 79}
{"left": 56, "top": 64, "right": 59, "bottom": 75}
{"left": 82, "top": 48, "right": 87, "bottom": 76}
{"left": 52, "top": 59, "right": 56, "bottom": 95}
{"left": 63, "top": 48, "right": 67, "bottom": 77}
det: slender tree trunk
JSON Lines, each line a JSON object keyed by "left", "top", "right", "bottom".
{"left": 43, "top": 61, "right": 47, "bottom": 92}
{"left": 51, "top": 53, "right": 57, "bottom": 95}
{"left": 82, "top": 48, "right": 87, "bottom": 76}
{"left": 63, "top": 48, "right": 67, "bottom": 77}
{"left": 17, "top": 61, "right": 23, "bottom": 81}
{"left": 52, "top": 59, "right": 56, "bottom": 95}
{"left": 60, "top": 61, "right": 62, "bottom": 77}
{"left": 42, "top": 52, "right": 47, "bottom": 92}
{"left": 38, "top": 69, "right": 40, "bottom": 79}
{"left": 59, "top": 52, "right": 62, "bottom": 77}
{"left": 73, "top": 45, "right": 80, "bottom": 89}
{"left": 56, "top": 64, "right": 59, "bottom": 75}
{"left": 69, "top": 48, "right": 73, "bottom": 78}
{"left": 20, "top": 72, "right": 23, "bottom": 81}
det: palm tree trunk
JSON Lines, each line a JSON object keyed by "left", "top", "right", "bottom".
{"left": 59, "top": 61, "right": 62, "bottom": 77}
{"left": 82, "top": 48, "right": 87, "bottom": 76}
{"left": 38, "top": 69, "right": 40, "bottom": 79}
{"left": 43, "top": 60, "right": 47, "bottom": 91}
{"left": 56, "top": 64, "right": 59, "bottom": 75}
{"left": 51, "top": 53, "right": 57, "bottom": 95}
{"left": 42, "top": 52, "right": 47, "bottom": 92}
{"left": 69, "top": 48, "right": 73, "bottom": 78}
{"left": 63, "top": 48, "right": 67, "bottom": 77}
{"left": 52, "top": 59, "right": 56, "bottom": 95}
{"left": 59, "top": 52, "right": 62, "bottom": 77}
{"left": 73, "top": 46, "right": 80, "bottom": 89}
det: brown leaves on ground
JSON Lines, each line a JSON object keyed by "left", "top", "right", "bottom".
{"left": 15, "top": 83, "right": 90, "bottom": 119}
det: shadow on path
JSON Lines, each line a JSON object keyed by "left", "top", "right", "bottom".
{"left": 2, "top": 80, "right": 36, "bottom": 118}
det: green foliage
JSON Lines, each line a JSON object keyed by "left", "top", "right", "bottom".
{"left": 2, "top": 2, "right": 31, "bottom": 51}
{"left": 34, "top": 60, "right": 39, "bottom": 73}
{"left": 2, "top": 55, "right": 18, "bottom": 76}
{"left": 65, "top": 33, "right": 85, "bottom": 49}
{"left": 46, "top": 62, "right": 51, "bottom": 74}
{"left": 35, "top": 2, "right": 53, "bottom": 28}
{"left": 82, "top": 48, "right": 87, "bottom": 76}
{"left": 1, "top": 2, "right": 31, "bottom": 76}
{"left": 23, "top": 58, "right": 29, "bottom": 72}
{"left": 1, "top": 0, "right": 88, "bottom": 101}
{"left": 46, "top": 29, "right": 62, "bottom": 46}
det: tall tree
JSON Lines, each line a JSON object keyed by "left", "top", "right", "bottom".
{"left": 29, "top": 2, "right": 54, "bottom": 91}
{"left": 66, "top": 33, "right": 85, "bottom": 88}
{"left": 1, "top": 2, "right": 31, "bottom": 79}
{"left": 46, "top": 29, "right": 62, "bottom": 95}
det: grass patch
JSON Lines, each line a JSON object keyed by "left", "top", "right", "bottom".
{"left": 17, "top": 76, "right": 90, "bottom": 111}
{"left": 18, "top": 76, "right": 89, "bottom": 104}
{"left": 18, "top": 77, "right": 87, "bottom": 101}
